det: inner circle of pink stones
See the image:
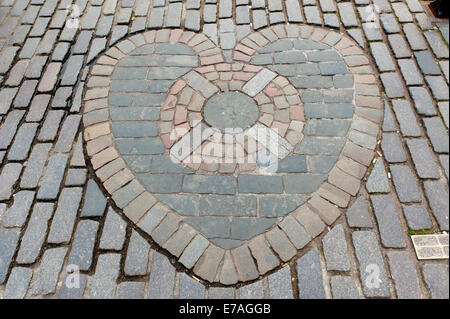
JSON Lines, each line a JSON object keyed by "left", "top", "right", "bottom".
{"left": 158, "top": 63, "right": 306, "bottom": 173}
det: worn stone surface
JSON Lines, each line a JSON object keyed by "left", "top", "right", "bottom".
{"left": 330, "top": 276, "right": 360, "bottom": 299}
{"left": 0, "top": 0, "right": 447, "bottom": 299}
{"left": 32, "top": 247, "right": 67, "bottom": 295}
{"left": 322, "top": 225, "right": 351, "bottom": 271}
{"left": 422, "top": 264, "right": 449, "bottom": 299}
{"left": 147, "top": 251, "right": 175, "bottom": 299}
{"left": 89, "top": 254, "right": 121, "bottom": 299}
{"left": 371, "top": 195, "right": 406, "bottom": 248}
{"left": 296, "top": 248, "right": 326, "bottom": 299}
{"left": 16, "top": 203, "right": 53, "bottom": 264}
{"left": 268, "top": 266, "right": 294, "bottom": 299}
{"left": 387, "top": 251, "right": 423, "bottom": 299}
{"left": 403, "top": 205, "right": 432, "bottom": 230}
{"left": 366, "top": 160, "right": 390, "bottom": 193}
{"left": 346, "top": 196, "right": 373, "bottom": 228}
{"left": 423, "top": 181, "right": 449, "bottom": 231}
{"left": 352, "top": 231, "right": 390, "bottom": 298}
{"left": 125, "top": 231, "right": 151, "bottom": 276}
{"left": 390, "top": 165, "right": 421, "bottom": 203}
{"left": 0, "top": 231, "right": 20, "bottom": 284}
{"left": 67, "top": 220, "right": 99, "bottom": 271}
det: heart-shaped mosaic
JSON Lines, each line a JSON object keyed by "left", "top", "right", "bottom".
{"left": 82, "top": 25, "right": 382, "bottom": 285}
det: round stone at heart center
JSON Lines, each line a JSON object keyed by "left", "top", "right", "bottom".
{"left": 203, "top": 92, "right": 260, "bottom": 132}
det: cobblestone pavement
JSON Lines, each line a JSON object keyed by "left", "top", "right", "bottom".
{"left": 0, "top": 0, "right": 448, "bottom": 299}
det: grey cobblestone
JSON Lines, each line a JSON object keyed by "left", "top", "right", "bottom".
{"left": 0, "top": 230, "right": 20, "bottom": 284}
{"left": 239, "top": 280, "right": 265, "bottom": 299}
{"left": 423, "top": 181, "right": 449, "bottom": 231}
{"left": 388, "top": 34, "right": 411, "bottom": 58}
{"left": 68, "top": 220, "right": 100, "bottom": 271}
{"left": 370, "top": 43, "right": 395, "bottom": 72}
{"left": 352, "top": 231, "right": 390, "bottom": 297}
{"left": 0, "top": 110, "right": 25, "bottom": 150}
{"left": 19, "top": 143, "right": 51, "bottom": 188}
{"left": 179, "top": 272, "right": 205, "bottom": 299}
{"left": 208, "top": 287, "right": 235, "bottom": 299}
{"left": 147, "top": 251, "right": 175, "bottom": 298}
{"left": 65, "top": 169, "right": 87, "bottom": 186}
{"left": 424, "top": 31, "right": 448, "bottom": 59}
{"left": 151, "top": 212, "right": 181, "bottom": 245}
{"left": 406, "top": 139, "right": 440, "bottom": 179}
{"left": 409, "top": 87, "right": 438, "bottom": 116}
{"left": 32, "top": 247, "right": 67, "bottom": 295}
{"left": 89, "top": 254, "right": 121, "bottom": 299}
{"left": 381, "top": 133, "right": 407, "bottom": 163}
{"left": 322, "top": 224, "right": 350, "bottom": 271}
{"left": 268, "top": 266, "right": 293, "bottom": 299}
{"left": 415, "top": 51, "right": 441, "bottom": 75}
{"left": 279, "top": 215, "right": 310, "bottom": 249}
{"left": 371, "top": 195, "right": 406, "bottom": 248}
{"left": 422, "top": 264, "right": 449, "bottom": 299}
{"left": 346, "top": 196, "right": 373, "bottom": 228}
{"left": 48, "top": 188, "right": 83, "bottom": 244}
{"left": 0, "top": 163, "right": 22, "bottom": 201}
{"left": 296, "top": 248, "right": 325, "bottom": 299}
{"left": 118, "top": 282, "right": 145, "bottom": 299}
{"left": 82, "top": 179, "right": 107, "bottom": 217}
{"left": 4, "top": 267, "right": 32, "bottom": 299}
{"left": 100, "top": 208, "right": 127, "bottom": 251}
{"left": 398, "top": 59, "right": 423, "bottom": 85}
{"left": 26, "top": 57, "right": 48, "bottom": 79}
{"left": 37, "top": 154, "right": 68, "bottom": 200}
{"left": 403, "top": 205, "right": 432, "bottom": 230}
{"left": 26, "top": 95, "right": 51, "bottom": 122}
{"left": 55, "top": 115, "right": 82, "bottom": 153}
{"left": 426, "top": 76, "right": 449, "bottom": 100}
{"left": 0, "top": 88, "right": 17, "bottom": 115}
{"left": 232, "top": 245, "right": 259, "bottom": 282}
{"left": 440, "top": 155, "right": 449, "bottom": 181}
{"left": 380, "top": 73, "right": 405, "bottom": 98}
{"left": 3, "top": 190, "right": 35, "bottom": 228}
{"left": 330, "top": 276, "right": 360, "bottom": 299}
{"left": 61, "top": 55, "right": 84, "bottom": 86}
{"left": 39, "top": 110, "right": 65, "bottom": 141}
{"left": 125, "top": 230, "right": 150, "bottom": 276}
{"left": 183, "top": 175, "right": 236, "bottom": 195}
{"left": 380, "top": 14, "right": 400, "bottom": 34}
{"left": 16, "top": 203, "right": 53, "bottom": 264}
{"left": 185, "top": 10, "right": 200, "bottom": 31}
{"left": 366, "top": 160, "right": 390, "bottom": 193}
{"left": 8, "top": 123, "right": 38, "bottom": 161}
{"left": 266, "top": 227, "right": 297, "bottom": 262}
{"left": 239, "top": 175, "right": 283, "bottom": 194}
{"left": 390, "top": 165, "right": 421, "bottom": 203}
{"left": 236, "top": 5, "right": 250, "bottom": 25}
{"left": 14, "top": 80, "right": 38, "bottom": 109}
{"left": 304, "top": 6, "right": 321, "bottom": 25}
{"left": 387, "top": 251, "right": 424, "bottom": 299}
{"left": 404, "top": 23, "right": 427, "bottom": 50}
{"left": 285, "top": 0, "right": 303, "bottom": 22}
{"left": 338, "top": 2, "right": 358, "bottom": 27}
